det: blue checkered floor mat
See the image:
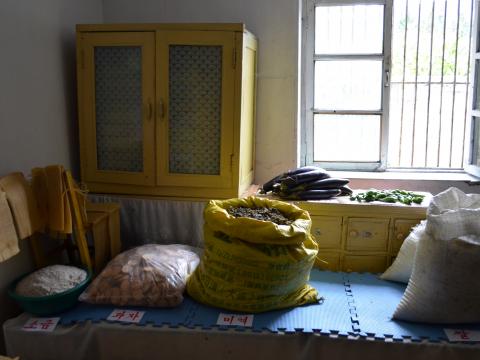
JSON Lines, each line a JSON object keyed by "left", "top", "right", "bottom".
{"left": 59, "top": 299, "right": 195, "bottom": 327}
{"left": 187, "top": 271, "right": 354, "bottom": 334}
{"left": 55, "top": 269, "right": 480, "bottom": 342}
{"left": 346, "top": 272, "right": 480, "bottom": 341}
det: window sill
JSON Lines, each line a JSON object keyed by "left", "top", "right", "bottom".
{"left": 327, "top": 170, "right": 480, "bottom": 194}
{"left": 329, "top": 170, "right": 480, "bottom": 183}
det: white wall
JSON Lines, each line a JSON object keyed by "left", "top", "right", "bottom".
{"left": 0, "top": 0, "right": 103, "bottom": 354}
{"left": 102, "top": 0, "right": 301, "bottom": 184}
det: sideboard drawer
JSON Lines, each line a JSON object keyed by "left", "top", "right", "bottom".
{"left": 310, "top": 216, "right": 342, "bottom": 249}
{"left": 345, "top": 218, "right": 389, "bottom": 252}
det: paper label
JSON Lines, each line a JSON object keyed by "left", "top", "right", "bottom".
{"left": 22, "top": 317, "right": 60, "bottom": 332}
{"left": 444, "top": 329, "right": 480, "bottom": 342}
{"left": 217, "top": 313, "right": 254, "bottom": 327}
{"left": 107, "top": 309, "right": 145, "bottom": 323}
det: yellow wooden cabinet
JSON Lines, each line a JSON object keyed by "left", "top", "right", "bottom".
{"left": 76, "top": 24, "right": 257, "bottom": 199}
{"left": 294, "top": 194, "right": 430, "bottom": 273}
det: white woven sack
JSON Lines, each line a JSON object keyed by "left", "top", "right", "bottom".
{"left": 426, "top": 187, "right": 480, "bottom": 241}
{"left": 380, "top": 221, "right": 426, "bottom": 284}
{"left": 393, "top": 187, "right": 480, "bottom": 323}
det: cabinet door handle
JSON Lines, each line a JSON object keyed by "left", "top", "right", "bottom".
{"left": 349, "top": 230, "right": 358, "bottom": 237}
{"left": 158, "top": 99, "right": 165, "bottom": 119}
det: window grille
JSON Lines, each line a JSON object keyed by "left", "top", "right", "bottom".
{"left": 388, "top": 0, "right": 474, "bottom": 169}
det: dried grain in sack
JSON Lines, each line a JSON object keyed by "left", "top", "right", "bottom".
{"left": 187, "top": 196, "right": 319, "bottom": 313}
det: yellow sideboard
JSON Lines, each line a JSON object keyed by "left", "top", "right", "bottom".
{"left": 292, "top": 194, "right": 430, "bottom": 273}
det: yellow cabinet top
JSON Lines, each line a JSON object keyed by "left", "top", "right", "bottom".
{"left": 77, "top": 23, "right": 250, "bottom": 33}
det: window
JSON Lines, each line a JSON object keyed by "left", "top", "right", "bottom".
{"left": 302, "top": 0, "right": 479, "bottom": 174}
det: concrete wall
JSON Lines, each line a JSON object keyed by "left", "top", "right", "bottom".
{"left": 0, "top": 0, "right": 102, "bottom": 353}
{"left": 102, "top": 0, "right": 301, "bottom": 184}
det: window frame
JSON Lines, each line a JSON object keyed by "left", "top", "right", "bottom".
{"left": 301, "top": 0, "right": 393, "bottom": 171}
{"left": 302, "top": 0, "right": 480, "bottom": 178}
{"left": 466, "top": 0, "right": 480, "bottom": 177}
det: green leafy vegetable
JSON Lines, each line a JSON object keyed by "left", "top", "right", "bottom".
{"left": 350, "top": 189, "right": 425, "bottom": 205}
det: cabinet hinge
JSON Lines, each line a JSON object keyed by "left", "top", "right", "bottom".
{"left": 232, "top": 48, "right": 237, "bottom": 69}
{"left": 230, "top": 153, "right": 234, "bottom": 170}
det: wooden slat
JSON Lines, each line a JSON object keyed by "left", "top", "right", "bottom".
{"left": 64, "top": 171, "right": 92, "bottom": 271}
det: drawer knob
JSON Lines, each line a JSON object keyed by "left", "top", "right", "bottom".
{"left": 314, "top": 229, "right": 322, "bottom": 236}
{"left": 349, "top": 230, "right": 358, "bottom": 237}
{"left": 396, "top": 233, "right": 404, "bottom": 240}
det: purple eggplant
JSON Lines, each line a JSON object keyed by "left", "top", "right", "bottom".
{"left": 281, "top": 177, "right": 349, "bottom": 195}
{"left": 304, "top": 178, "right": 349, "bottom": 190}
{"left": 292, "top": 189, "right": 341, "bottom": 200}
{"left": 261, "top": 166, "right": 328, "bottom": 193}
{"left": 281, "top": 169, "right": 331, "bottom": 188}
{"left": 284, "top": 166, "right": 322, "bottom": 176}
{"left": 260, "top": 174, "right": 284, "bottom": 193}
{"left": 338, "top": 185, "right": 353, "bottom": 196}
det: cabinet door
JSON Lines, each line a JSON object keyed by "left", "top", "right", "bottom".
{"left": 156, "top": 31, "right": 235, "bottom": 188}
{"left": 80, "top": 32, "right": 156, "bottom": 186}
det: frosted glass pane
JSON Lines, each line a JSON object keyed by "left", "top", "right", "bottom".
{"left": 169, "top": 45, "right": 222, "bottom": 175}
{"left": 94, "top": 46, "right": 143, "bottom": 172}
{"left": 315, "top": 5, "right": 384, "bottom": 54}
{"left": 314, "top": 115, "right": 380, "bottom": 162}
{"left": 314, "top": 60, "right": 382, "bottom": 110}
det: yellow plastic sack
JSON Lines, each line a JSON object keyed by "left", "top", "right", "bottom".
{"left": 186, "top": 196, "right": 319, "bottom": 313}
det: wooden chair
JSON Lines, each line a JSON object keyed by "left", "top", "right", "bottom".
{"left": 26, "top": 170, "right": 94, "bottom": 271}
{"left": 27, "top": 168, "right": 121, "bottom": 273}
{"left": 85, "top": 201, "right": 121, "bottom": 272}
{"left": 65, "top": 170, "right": 122, "bottom": 273}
